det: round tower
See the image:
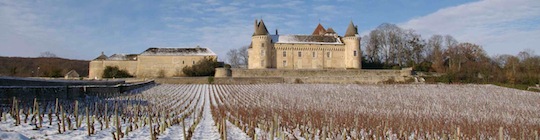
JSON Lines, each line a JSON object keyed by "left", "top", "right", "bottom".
{"left": 248, "top": 19, "right": 272, "bottom": 69}
{"left": 343, "top": 21, "right": 361, "bottom": 69}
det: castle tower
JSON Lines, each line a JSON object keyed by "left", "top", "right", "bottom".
{"left": 342, "top": 21, "right": 361, "bottom": 69}
{"left": 248, "top": 19, "right": 273, "bottom": 69}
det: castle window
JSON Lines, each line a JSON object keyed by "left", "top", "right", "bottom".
{"left": 312, "top": 52, "right": 316, "bottom": 58}
{"left": 182, "top": 61, "right": 184, "bottom": 64}
{"left": 283, "top": 60, "right": 287, "bottom": 66}
{"left": 298, "top": 52, "right": 302, "bottom": 57}
{"left": 262, "top": 43, "right": 265, "bottom": 48}
{"left": 283, "top": 51, "right": 286, "bottom": 57}
{"left": 354, "top": 51, "right": 357, "bottom": 56}
{"left": 193, "top": 61, "right": 195, "bottom": 64}
{"left": 327, "top": 52, "right": 331, "bottom": 58}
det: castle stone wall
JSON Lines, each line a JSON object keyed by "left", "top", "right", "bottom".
{"left": 274, "top": 43, "right": 346, "bottom": 69}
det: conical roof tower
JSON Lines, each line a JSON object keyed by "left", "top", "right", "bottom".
{"left": 344, "top": 21, "right": 358, "bottom": 37}
{"left": 253, "top": 19, "right": 269, "bottom": 36}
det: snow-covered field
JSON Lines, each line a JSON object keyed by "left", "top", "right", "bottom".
{"left": 0, "top": 84, "right": 539, "bottom": 139}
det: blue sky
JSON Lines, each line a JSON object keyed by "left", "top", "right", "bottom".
{"left": 1, "top": 0, "right": 539, "bottom": 61}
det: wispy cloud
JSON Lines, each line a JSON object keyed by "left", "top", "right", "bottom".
{"left": 399, "top": 0, "right": 540, "bottom": 55}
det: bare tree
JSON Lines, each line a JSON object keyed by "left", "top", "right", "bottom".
{"left": 227, "top": 48, "right": 240, "bottom": 68}
{"left": 428, "top": 35, "right": 445, "bottom": 72}
{"left": 226, "top": 46, "right": 249, "bottom": 68}
{"left": 238, "top": 46, "right": 248, "bottom": 67}
{"left": 39, "top": 51, "right": 57, "bottom": 58}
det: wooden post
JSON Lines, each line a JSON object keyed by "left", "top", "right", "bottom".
{"left": 55, "top": 98, "right": 58, "bottom": 115}
{"left": 150, "top": 113, "right": 155, "bottom": 140}
{"left": 499, "top": 127, "right": 504, "bottom": 140}
{"left": 105, "top": 103, "right": 109, "bottom": 128}
{"left": 182, "top": 118, "right": 187, "bottom": 140}
{"left": 75, "top": 100, "right": 79, "bottom": 128}
{"left": 223, "top": 118, "right": 227, "bottom": 140}
{"left": 115, "top": 102, "right": 122, "bottom": 139}
{"left": 86, "top": 107, "right": 91, "bottom": 136}
{"left": 61, "top": 105, "right": 66, "bottom": 132}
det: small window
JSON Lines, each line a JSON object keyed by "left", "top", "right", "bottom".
{"left": 283, "top": 51, "right": 286, "bottom": 57}
{"left": 192, "top": 61, "right": 195, "bottom": 64}
{"left": 182, "top": 61, "right": 185, "bottom": 64}
{"left": 298, "top": 52, "right": 302, "bottom": 57}
{"left": 327, "top": 52, "right": 331, "bottom": 58}
{"left": 312, "top": 52, "right": 316, "bottom": 58}
{"left": 262, "top": 43, "right": 265, "bottom": 48}
{"left": 354, "top": 50, "right": 357, "bottom": 56}
{"left": 283, "top": 60, "right": 287, "bottom": 66}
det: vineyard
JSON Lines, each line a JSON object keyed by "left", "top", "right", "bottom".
{"left": 0, "top": 84, "right": 539, "bottom": 139}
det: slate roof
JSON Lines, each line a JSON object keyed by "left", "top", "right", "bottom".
{"left": 253, "top": 19, "right": 269, "bottom": 36}
{"left": 326, "top": 28, "right": 336, "bottom": 34}
{"left": 139, "top": 47, "right": 216, "bottom": 56}
{"left": 107, "top": 54, "right": 138, "bottom": 61}
{"left": 312, "top": 23, "right": 326, "bottom": 35}
{"left": 272, "top": 35, "right": 342, "bottom": 44}
{"left": 94, "top": 52, "right": 108, "bottom": 60}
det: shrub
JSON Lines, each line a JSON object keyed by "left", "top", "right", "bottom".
{"left": 208, "top": 77, "right": 214, "bottom": 84}
{"left": 182, "top": 57, "right": 219, "bottom": 77}
{"left": 102, "top": 66, "right": 133, "bottom": 78}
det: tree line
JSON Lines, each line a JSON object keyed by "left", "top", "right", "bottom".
{"left": 362, "top": 23, "right": 539, "bottom": 86}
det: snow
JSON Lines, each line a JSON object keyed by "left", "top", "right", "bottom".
{"left": 3, "top": 84, "right": 538, "bottom": 139}
{"left": 225, "top": 121, "right": 250, "bottom": 140}
{"left": 0, "top": 84, "right": 245, "bottom": 140}
{"left": 192, "top": 85, "right": 220, "bottom": 140}
{"left": 0, "top": 131, "right": 30, "bottom": 140}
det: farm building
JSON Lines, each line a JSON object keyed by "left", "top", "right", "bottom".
{"left": 64, "top": 70, "right": 80, "bottom": 79}
{"left": 89, "top": 47, "right": 216, "bottom": 78}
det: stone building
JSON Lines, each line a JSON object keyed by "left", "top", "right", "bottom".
{"left": 248, "top": 19, "right": 361, "bottom": 69}
{"left": 89, "top": 47, "right": 216, "bottom": 78}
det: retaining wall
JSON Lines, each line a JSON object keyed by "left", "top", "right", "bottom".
{"left": 0, "top": 77, "right": 124, "bottom": 86}
{"left": 0, "top": 80, "right": 155, "bottom": 104}
{"left": 228, "top": 68, "right": 412, "bottom": 84}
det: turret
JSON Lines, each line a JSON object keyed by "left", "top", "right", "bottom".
{"left": 342, "top": 21, "right": 361, "bottom": 69}
{"left": 248, "top": 19, "right": 273, "bottom": 69}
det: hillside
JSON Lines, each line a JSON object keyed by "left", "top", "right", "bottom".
{"left": 0, "top": 56, "right": 89, "bottom": 77}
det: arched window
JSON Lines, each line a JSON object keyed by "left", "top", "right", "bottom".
{"left": 283, "top": 51, "right": 286, "bottom": 57}
{"left": 354, "top": 50, "right": 357, "bottom": 56}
